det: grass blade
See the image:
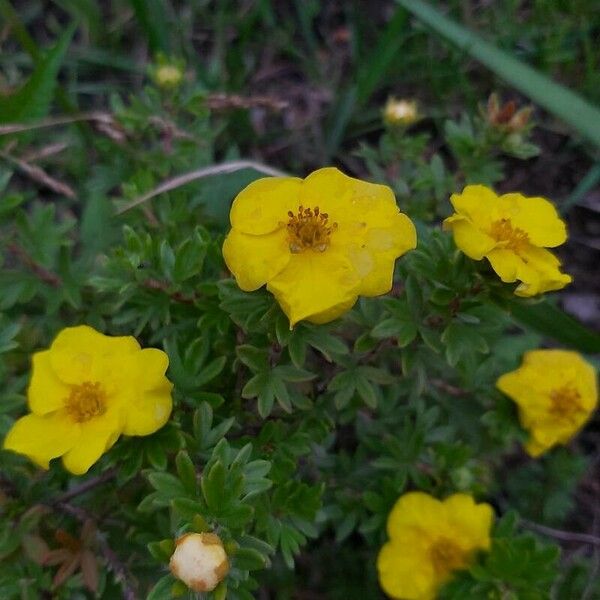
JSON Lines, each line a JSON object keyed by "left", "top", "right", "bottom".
{"left": 502, "top": 298, "right": 600, "bottom": 354}
{"left": 395, "top": 0, "right": 600, "bottom": 148}
{"left": 0, "top": 23, "right": 76, "bottom": 123}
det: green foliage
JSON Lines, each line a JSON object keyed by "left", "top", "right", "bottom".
{"left": 1, "top": 2, "right": 599, "bottom": 599}
{"left": 396, "top": 0, "right": 600, "bottom": 148}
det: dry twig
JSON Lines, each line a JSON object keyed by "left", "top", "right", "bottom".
{"left": 116, "top": 160, "right": 289, "bottom": 214}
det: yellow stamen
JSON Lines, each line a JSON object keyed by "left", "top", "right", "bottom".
{"left": 489, "top": 218, "right": 529, "bottom": 251}
{"left": 286, "top": 205, "right": 337, "bottom": 253}
{"left": 65, "top": 381, "right": 106, "bottom": 423}
{"left": 549, "top": 385, "right": 584, "bottom": 423}
{"left": 429, "top": 538, "right": 467, "bottom": 576}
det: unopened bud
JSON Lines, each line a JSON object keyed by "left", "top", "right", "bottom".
{"left": 169, "top": 533, "right": 229, "bottom": 592}
{"left": 155, "top": 65, "right": 184, "bottom": 89}
{"left": 383, "top": 97, "right": 420, "bottom": 127}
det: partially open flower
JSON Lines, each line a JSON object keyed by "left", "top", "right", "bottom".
{"left": 377, "top": 492, "right": 493, "bottom": 599}
{"left": 3, "top": 325, "right": 173, "bottom": 475}
{"left": 383, "top": 97, "right": 420, "bottom": 127}
{"left": 169, "top": 533, "right": 230, "bottom": 593}
{"left": 222, "top": 167, "right": 417, "bottom": 327}
{"left": 443, "top": 185, "right": 571, "bottom": 296}
{"left": 497, "top": 349, "right": 597, "bottom": 457}
{"left": 485, "top": 93, "right": 533, "bottom": 133}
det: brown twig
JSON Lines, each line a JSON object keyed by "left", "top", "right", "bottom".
{"left": 521, "top": 518, "right": 600, "bottom": 547}
{"left": 431, "top": 379, "right": 468, "bottom": 397}
{"left": 96, "top": 533, "right": 138, "bottom": 600}
{"left": 115, "top": 160, "right": 289, "bottom": 214}
{"left": 0, "top": 112, "right": 113, "bottom": 136}
{"left": 53, "top": 468, "right": 117, "bottom": 504}
{"left": 205, "top": 92, "right": 288, "bottom": 112}
{"left": 7, "top": 242, "right": 63, "bottom": 287}
{"left": 53, "top": 502, "right": 138, "bottom": 600}
{"left": 143, "top": 278, "right": 197, "bottom": 305}
{"left": 0, "top": 149, "right": 76, "bottom": 198}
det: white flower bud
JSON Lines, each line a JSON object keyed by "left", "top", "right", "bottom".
{"left": 383, "top": 97, "right": 420, "bottom": 126}
{"left": 169, "top": 533, "right": 229, "bottom": 592}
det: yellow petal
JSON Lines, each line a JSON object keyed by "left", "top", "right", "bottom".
{"left": 449, "top": 185, "right": 497, "bottom": 229}
{"left": 497, "top": 193, "right": 567, "bottom": 247}
{"left": 386, "top": 491, "right": 445, "bottom": 539}
{"left": 230, "top": 176, "right": 303, "bottom": 235}
{"left": 512, "top": 246, "right": 571, "bottom": 296}
{"left": 28, "top": 350, "right": 70, "bottom": 415}
{"left": 443, "top": 494, "right": 494, "bottom": 551}
{"left": 267, "top": 249, "right": 360, "bottom": 327}
{"left": 443, "top": 217, "right": 497, "bottom": 260}
{"left": 49, "top": 325, "right": 140, "bottom": 384}
{"left": 350, "top": 213, "right": 417, "bottom": 296}
{"left": 222, "top": 228, "right": 290, "bottom": 291}
{"left": 301, "top": 167, "right": 400, "bottom": 228}
{"left": 136, "top": 348, "right": 171, "bottom": 391}
{"left": 485, "top": 248, "right": 522, "bottom": 283}
{"left": 62, "top": 408, "right": 123, "bottom": 475}
{"left": 524, "top": 436, "right": 549, "bottom": 458}
{"left": 122, "top": 381, "right": 173, "bottom": 436}
{"left": 485, "top": 245, "right": 570, "bottom": 297}
{"left": 3, "top": 412, "right": 80, "bottom": 469}
{"left": 377, "top": 536, "right": 436, "bottom": 600}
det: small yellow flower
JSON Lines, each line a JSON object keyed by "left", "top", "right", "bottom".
{"left": 377, "top": 492, "right": 493, "bottom": 600}
{"left": 496, "top": 349, "right": 597, "bottom": 457}
{"left": 3, "top": 325, "right": 173, "bottom": 475}
{"left": 383, "top": 97, "right": 420, "bottom": 127}
{"left": 169, "top": 533, "right": 230, "bottom": 592}
{"left": 222, "top": 167, "right": 417, "bottom": 327}
{"left": 443, "top": 185, "right": 571, "bottom": 296}
{"left": 154, "top": 64, "right": 184, "bottom": 88}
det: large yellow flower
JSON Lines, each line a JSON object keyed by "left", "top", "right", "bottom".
{"left": 443, "top": 185, "right": 571, "bottom": 297}
{"left": 496, "top": 349, "right": 597, "bottom": 457}
{"left": 377, "top": 492, "right": 493, "bottom": 600}
{"left": 222, "top": 167, "right": 416, "bottom": 327}
{"left": 3, "top": 325, "right": 173, "bottom": 475}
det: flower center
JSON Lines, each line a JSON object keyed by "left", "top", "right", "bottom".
{"left": 65, "top": 381, "right": 107, "bottom": 423}
{"left": 429, "top": 538, "right": 467, "bottom": 577}
{"left": 286, "top": 205, "right": 337, "bottom": 253}
{"left": 549, "top": 385, "right": 584, "bottom": 423}
{"left": 489, "top": 218, "right": 529, "bottom": 251}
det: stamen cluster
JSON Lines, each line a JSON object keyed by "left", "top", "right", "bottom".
{"left": 286, "top": 205, "right": 337, "bottom": 253}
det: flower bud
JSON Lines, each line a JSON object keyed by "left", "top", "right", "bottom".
{"left": 154, "top": 64, "right": 184, "bottom": 89}
{"left": 485, "top": 93, "right": 532, "bottom": 133}
{"left": 383, "top": 97, "right": 420, "bottom": 127}
{"left": 169, "top": 533, "right": 229, "bottom": 592}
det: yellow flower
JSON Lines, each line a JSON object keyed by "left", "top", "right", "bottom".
{"left": 496, "top": 349, "right": 597, "bottom": 457}
{"left": 377, "top": 492, "right": 493, "bottom": 600}
{"left": 169, "top": 532, "right": 230, "bottom": 592}
{"left": 443, "top": 185, "right": 571, "bottom": 297}
{"left": 222, "top": 167, "right": 417, "bottom": 327}
{"left": 3, "top": 325, "right": 173, "bottom": 475}
{"left": 383, "top": 97, "right": 420, "bottom": 127}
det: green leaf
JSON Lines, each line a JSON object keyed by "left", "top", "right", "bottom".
{"left": 128, "top": 0, "right": 170, "bottom": 53}
{"left": 146, "top": 574, "right": 176, "bottom": 600}
{"left": 175, "top": 451, "right": 197, "bottom": 495}
{"left": 396, "top": 0, "right": 600, "bottom": 148}
{"left": 147, "top": 472, "right": 186, "bottom": 498}
{"left": 356, "top": 7, "right": 408, "bottom": 104}
{"left": 233, "top": 547, "right": 269, "bottom": 571}
{"left": 201, "top": 461, "right": 226, "bottom": 511}
{"left": 502, "top": 297, "right": 600, "bottom": 354}
{"left": 0, "top": 23, "right": 75, "bottom": 123}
